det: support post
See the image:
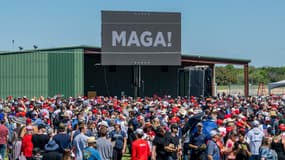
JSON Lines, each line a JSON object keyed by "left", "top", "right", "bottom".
{"left": 133, "top": 65, "right": 141, "bottom": 98}
{"left": 211, "top": 64, "right": 215, "bottom": 96}
{"left": 244, "top": 64, "right": 249, "bottom": 97}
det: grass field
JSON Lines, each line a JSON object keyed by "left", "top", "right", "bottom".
{"left": 122, "top": 153, "right": 131, "bottom": 160}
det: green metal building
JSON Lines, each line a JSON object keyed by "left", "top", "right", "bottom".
{"left": 0, "top": 45, "right": 250, "bottom": 98}
{"left": 0, "top": 46, "right": 100, "bottom": 98}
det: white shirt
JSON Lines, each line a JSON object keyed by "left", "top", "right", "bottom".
{"left": 246, "top": 127, "right": 264, "bottom": 155}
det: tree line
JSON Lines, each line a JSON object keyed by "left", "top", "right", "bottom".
{"left": 215, "top": 65, "right": 285, "bottom": 85}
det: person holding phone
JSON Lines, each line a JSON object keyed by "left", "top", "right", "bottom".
{"left": 234, "top": 132, "right": 251, "bottom": 160}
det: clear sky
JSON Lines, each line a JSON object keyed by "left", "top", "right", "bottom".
{"left": 0, "top": 0, "right": 284, "bottom": 67}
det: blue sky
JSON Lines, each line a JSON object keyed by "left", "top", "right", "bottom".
{"left": 0, "top": 0, "right": 284, "bottom": 67}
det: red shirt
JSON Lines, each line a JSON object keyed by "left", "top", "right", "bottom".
{"left": 0, "top": 124, "right": 8, "bottom": 144}
{"left": 21, "top": 134, "right": 33, "bottom": 157}
{"left": 131, "top": 139, "right": 150, "bottom": 160}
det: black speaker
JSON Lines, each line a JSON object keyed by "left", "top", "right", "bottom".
{"left": 189, "top": 69, "right": 205, "bottom": 97}
{"left": 204, "top": 68, "right": 212, "bottom": 97}
{"left": 178, "top": 67, "right": 213, "bottom": 97}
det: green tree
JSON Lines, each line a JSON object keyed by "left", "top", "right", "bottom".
{"left": 249, "top": 69, "right": 268, "bottom": 84}
{"left": 216, "top": 65, "right": 285, "bottom": 86}
{"left": 216, "top": 64, "right": 239, "bottom": 85}
{"left": 216, "top": 66, "right": 227, "bottom": 85}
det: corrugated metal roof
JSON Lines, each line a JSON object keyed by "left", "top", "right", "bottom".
{"left": 182, "top": 54, "right": 251, "bottom": 64}
{"left": 0, "top": 45, "right": 251, "bottom": 64}
{"left": 0, "top": 45, "right": 100, "bottom": 55}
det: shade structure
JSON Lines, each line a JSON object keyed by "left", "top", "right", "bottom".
{"left": 268, "top": 79, "right": 285, "bottom": 93}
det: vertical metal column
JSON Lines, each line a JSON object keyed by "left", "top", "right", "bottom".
{"left": 133, "top": 66, "right": 138, "bottom": 98}
{"left": 133, "top": 65, "right": 141, "bottom": 98}
{"left": 212, "top": 64, "right": 216, "bottom": 96}
{"left": 138, "top": 65, "right": 141, "bottom": 97}
{"left": 188, "top": 69, "right": 191, "bottom": 97}
{"left": 244, "top": 64, "right": 249, "bottom": 97}
{"left": 202, "top": 69, "right": 205, "bottom": 97}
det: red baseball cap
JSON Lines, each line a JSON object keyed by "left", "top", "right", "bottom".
{"left": 226, "top": 126, "right": 233, "bottom": 133}
{"left": 26, "top": 118, "right": 32, "bottom": 124}
{"left": 217, "top": 119, "right": 224, "bottom": 125}
{"left": 279, "top": 124, "right": 285, "bottom": 131}
{"left": 224, "top": 114, "right": 232, "bottom": 119}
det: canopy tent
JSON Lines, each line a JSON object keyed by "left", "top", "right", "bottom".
{"left": 268, "top": 79, "right": 285, "bottom": 93}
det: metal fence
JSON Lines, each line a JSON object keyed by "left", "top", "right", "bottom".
{"left": 217, "top": 84, "right": 285, "bottom": 96}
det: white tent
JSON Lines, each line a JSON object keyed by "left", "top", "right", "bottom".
{"left": 268, "top": 79, "right": 285, "bottom": 93}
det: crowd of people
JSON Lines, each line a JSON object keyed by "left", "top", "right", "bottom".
{"left": 0, "top": 93, "right": 285, "bottom": 160}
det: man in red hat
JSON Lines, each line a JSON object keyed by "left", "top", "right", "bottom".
{"left": 21, "top": 126, "right": 34, "bottom": 160}
{"left": 20, "top": 118, "right": 38, "bottom": 137}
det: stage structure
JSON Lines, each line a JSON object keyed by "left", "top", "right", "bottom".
{"left": 101, "top": 11, "right": 181, "bottom": 97}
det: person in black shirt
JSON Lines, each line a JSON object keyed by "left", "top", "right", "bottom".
{"left": 234, "top": 132, "right": 251, "bottom": 160}
{"left": 32, "top": 124, "right": 49, "bottom": 152}
{"left": 271, "top": 127, "right": 285, "bottom": 160}
{"left": 152, "top": 126, "right": 167, "bottom": 160}
{"left": 127, "top": 123, "right": 136, "bottom": 155}
{"left": 164, "top": 124, "right": 181, "bottom": 160}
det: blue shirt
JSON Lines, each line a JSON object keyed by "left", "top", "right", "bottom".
{"left": 207, "top": 140, "right": 220, "bottom": 160}
{"left": 53, "top": 133, "right": 71, "bottom": 153}
{"left": 72, "top": 119, "right": 79, "bottom": 129}
{"left": 84, "top": 147, "right": 102, "bottom": 160}
{"left": 190, "top": 132, "right": 207, "bottom": 147}
{"left": 109, "top": 130, "right": 126, "bottom": 150}
{"left": 86, "top": 129, "right": 95, "bottom": 137}
{"left": 73, "top": 133, "right": 88, "bottom": 160}
{"left": 260, "top": 146, "right": 277, "bottom": 160}
{"left": 73, "top": 130, "right": 81, "bottom": 140}
{"left": 128, "top": 118, "right": 139, "bottom": 130}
